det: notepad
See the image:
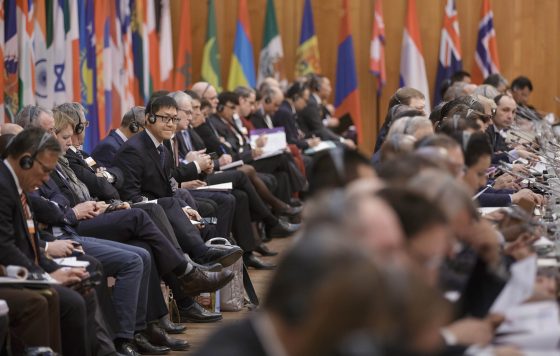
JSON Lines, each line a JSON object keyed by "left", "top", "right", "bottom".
{"left": 195, "top": 182, "right": 233, "bottom": 191}
{"left": 219, "top": 160, "right": 244, "bottom": 171}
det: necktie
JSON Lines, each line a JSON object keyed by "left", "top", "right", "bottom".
{"left": 157, "top": 144, "right": 166, "bottom": 168}
{"left": 264, "top": 114, "right": 273, "bottom": 128}
{"left": 20, "top": 193, "right": 39, "bottom": 264}
{"left": 183, "top": 130, "right": 193, "bottom": 152}
{"left": 172, "top": 137, "right": 179, "bottom": 166}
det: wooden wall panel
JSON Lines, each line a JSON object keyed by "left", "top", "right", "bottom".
{"left": 171, "top": 0, "right": 560, "bottom": 154}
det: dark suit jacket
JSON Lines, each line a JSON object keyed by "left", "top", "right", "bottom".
{"left": 65, "top": 149, "right": 121, "bottom": 201}
{"left": 91, "top": 129, "right": 125, "bottom": 167}
{"left": 207, "top": 114, "right": 253, "bottom": 163}
{"left": 249, "top": 109, "right": 271, "bottom": 129}
{"left": 0, "top": 162, "right": 59, "bottom": 273}
{"left": 298, "top": 94, "right": 340, "bottom": 141}
{"left": 273, "top": 101, "right": 309, "bottom": 150}
{"left": 195, "top": 318, "right": 266, "bottom": 356}
{"left": 113, "top": 130, "right": 199, "bottom": 202}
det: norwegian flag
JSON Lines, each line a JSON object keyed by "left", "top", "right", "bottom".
{"left": 471, "top": 0, "right": 500, "bottom": 84}
{"left": 434, "top": 0, "right": 462, "bottom": 105}
{"left": 369, "top": 0, "right": 386, "bottom": 95}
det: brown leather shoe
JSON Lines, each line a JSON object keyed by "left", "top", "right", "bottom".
{"left": 177, "top": 268, "right": 234, "bottom": 296}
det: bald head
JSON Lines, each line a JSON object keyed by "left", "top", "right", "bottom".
{"left": 192, "top": 81, "right": 218, "bottom": 112}
{"left": 0, "top": 123, "right": 24, "bottom": 136}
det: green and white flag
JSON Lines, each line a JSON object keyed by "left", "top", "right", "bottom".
{"left": 201, "top": 0, "right": 222, "bottom": 91}
{"left": 257, "top": 0, "right": 286, "bottom": 87}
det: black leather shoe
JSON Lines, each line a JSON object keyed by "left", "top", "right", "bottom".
{"left": 254, "top": 243, "right": 278, "bottom": 257}
{"left": 159, "top": 315, "right": 186, "bottom": 334}
{"left": 115, "top": 341, "right": 141, "bottom": 356}
{"left": 179, "top": 302, "right": 223, "bottom": 323}
{"left": 144, "top": 322, "right": 189, "bottom": 351}
{"left": 178, "top": 267, "right": 234, "bottom": 296}
{"left": 275, "top": 204, "right": 303, "bottom": 217}
{"left": 133, "top": 333, "right": 170, "bottom": 355}
{"left": 268, "top": 218, "right": 300, "bottom": 237}
{"left": 243, "top": 252, "right": 276, "bottom": 270}
{"left": 194, "top": 246, "right": 243, "bottom": 268}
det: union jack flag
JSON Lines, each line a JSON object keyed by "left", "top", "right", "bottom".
{"left": 369, "top": 0, "right": 386, "bottom": 96}
{"left": 471, "top": 0, "right": 500, "bottom": 84}
{"left": 434, "top": 0, "right": 462, "bottom": 105}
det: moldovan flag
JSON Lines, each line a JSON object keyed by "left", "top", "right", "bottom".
{"left": 399, "top": 0, "right": 430, "bottom": 110}
{"left": 159, "top": 0, "right": 173, "bottom": 90}
{"left": 257, "top": 0, "right": 286, "bottom": 87}
{"left": 172, "top": 0, "right": 192, "bottom": 90}
{"left": 201, "top": 0, "right": 221, "bottom": 91}
{"left": 334, "top": 0, "right": 362, "bottom": 143}
{"left": 227, "top": 0, "right": 256, "bottom": 90}
{"left": 295, "top": 0, "right": 320, "bottom": 77}
{"left": 434, "top": 0, "right": 462, "bottom": 105}
{"left": 369, "top": 0, "right": 386, "bottom": 95}
{"left": 17, "top": 0, "right": 36, "bottom": 108}
{"left": 471, "top": 0, "right": 500, "bottom": 83}
{"left": 0, "top": 0, "right": 4, "bottom": 122}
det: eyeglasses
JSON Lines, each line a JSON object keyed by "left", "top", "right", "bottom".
{"left": 154, "top": 114, "right": 181, "bottom": 124}
{"left": 225, "top": 104, "right": 237, "bottom": 110}
{"left": 34, "top": 158, "right": 54, "bottom": 175}
{"left": 178, "top": 108, "right": 193, "bottom": 116}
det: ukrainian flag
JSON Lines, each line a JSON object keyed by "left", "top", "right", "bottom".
{"left": 227, "top": 0, "right": 255, "bottom": 90}
{"left": 295, "top": 0, "right": 321, "bottom": 77}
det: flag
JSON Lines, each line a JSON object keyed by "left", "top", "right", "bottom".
{"left": 369, "top": 0, "right": 386, "bottom": 96}
{"left": 257, "top": 0, "right": 286, "bottom": 87}
{"left": 172, "top": 0, "right": 192, "bottom": 90}
{"left": 334, "top": 0, "right": 362, "bottom": 143}
{"left": 4, "top": 0, "right": 18, "bottom": 116}
{"left": 0, "top": 0, "right": 4, "bottom": 122}
{"left": 227, "top": 0, "right": 256, "bottom": 90}
{"left": 66, "top": 0, "right": 81, "bottom": 102}
{"left": 146, "top": 0, "right": 160, "bottom": 91}
{"left": 158, "top": 0, "right": 173, "bottom": 90}
{"left": 94, "top": 0, "right": 110, "bottom": 142}
{"left": 131, "top": 0, "right": 149, "bottom": 103}
{"left": 17, "top": 0, "right": 36, "bottom": 108}
{"left": 201, "top": 0, "right": 221, "bottom": 91}
{"left": 115, "top": 0, "right": 135, "bottom": 123}
{"left": 80, "top": 0, "right": 99, "bottom": 153}
{"left": 471, "top": 0, "right": 500, "bottom": 83}
{"left": 295, "top": 0, "right": 321, "bottom": 77}
{"left": 399, "top": 0, "right": 430, "bottom": 110}
{"left": 33, "top": 0, "right": 52, "bottom": 108}
{"left": 52, "top": 0, "right": 70, "bottom": 105}
{"left": 434, "top": 0, "right": 462, "bottom": 105}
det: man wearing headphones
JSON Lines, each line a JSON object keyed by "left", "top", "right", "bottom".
{"left": 91, "top": 106, "right": 146, "bottom": 168}
{"left": 0, "top": 127, "right": 95, "bottom": 355}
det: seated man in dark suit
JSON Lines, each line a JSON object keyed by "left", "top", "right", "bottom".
{"left": 0, "top": 128, "right": 99, "bottom": 356}
{"left": 91, "top": 106, "right": 145, "bottom": 168}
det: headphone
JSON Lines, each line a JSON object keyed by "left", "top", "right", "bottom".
{"left": 28, "top": 105, "right": 41, "bottom": 125}
{"left": 19, "top": 132, "right": 52, "bottom": 170}
{"left": 216, "top": 103, "right": 225, "bottom": 113}
{"left": 74, "top": 111, "right": 85, "bottom": 134}
{"left": 127, "top": 107, "right": 143, "bottom": 133}
{"left": 146, "top": 97, "right": 163, "bottom": 125}
{"left": 264, "top": 97, "right": 272, "bottom": 104}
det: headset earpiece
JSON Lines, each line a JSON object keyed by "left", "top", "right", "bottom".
{"left": 19, "top": 155, "right": 34, "bottom": 170}
{"left": 216, "top": 103, "right": 224, "bottom": 113}
{"left": 264, "top": 97, "right": 272, "bottom": 104}
{"left": 146, "top": 114, "right": 157, "bottom": 124}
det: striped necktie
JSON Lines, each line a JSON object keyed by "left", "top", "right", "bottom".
{"left": 20, "top": 193, "right": 39, "bottom": 264}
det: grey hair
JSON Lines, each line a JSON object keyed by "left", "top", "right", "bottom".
{"left": 168, "top": 91, "right": 192, "bottom": 106}
{"left": 387, "top": 116, "right": 431, "bottom": 137}
{"left": 15, "top": 105, "right": 54, "bottom": 128}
